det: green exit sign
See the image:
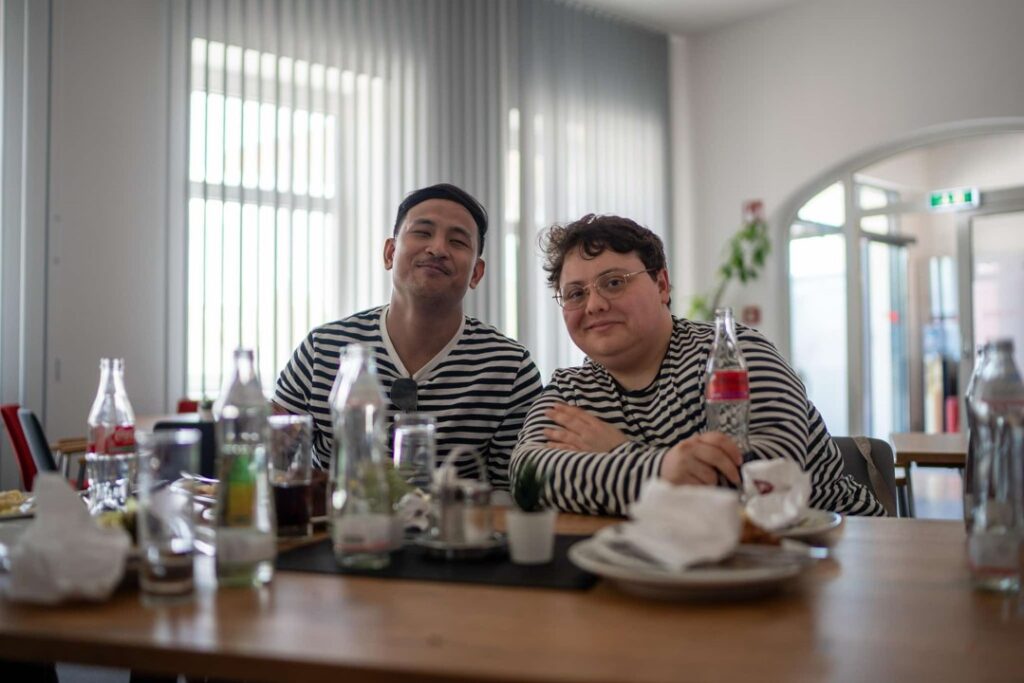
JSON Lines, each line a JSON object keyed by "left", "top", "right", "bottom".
{"left": 929, "top": 187, "right": 980, "bottom": 211}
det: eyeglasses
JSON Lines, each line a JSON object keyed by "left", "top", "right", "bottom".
{"left": 554, "top": 269, "right": 657, "bottom": 310}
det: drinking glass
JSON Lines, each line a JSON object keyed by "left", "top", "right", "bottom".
{"left": 393, "top": 413, "right": 437, "bottom": 493}
{"left": 136, "top": 429, "right": 200, "bottom": 605}
{"left": 268, "top": 414, "right": 314, "bottom": 537}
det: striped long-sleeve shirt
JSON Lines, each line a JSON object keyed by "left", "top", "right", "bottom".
{"left": 274, "top": 306, "right": 544, "bottom": 489}
{"left": 511, "top": 317, "right": 885, "bottom": 516}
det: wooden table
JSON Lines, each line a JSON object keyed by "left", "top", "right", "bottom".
{"left": 891, "top": 431, "right": 968, "bottom": 469}
{"left": 891, "top": 432, "right": 968, "bottom": 517}
{"left": 0, "top": 516, "right": 1021, "bottom": 683}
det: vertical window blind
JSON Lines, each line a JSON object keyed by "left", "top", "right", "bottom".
{"left": 184, "top": 0, "right": 669, "bottom": 395}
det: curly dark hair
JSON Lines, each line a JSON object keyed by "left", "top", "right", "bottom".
{"left": 540, "top": 214, "right": 668, "bottom": 294}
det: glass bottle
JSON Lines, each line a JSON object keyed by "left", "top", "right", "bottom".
{"left": 963, "top": 343, "right": 991, "bottom": 530}
{"left": 86, "top": 358, "right": 137, "bottom": 513}
{"left": 214, "top": 348, "right": 276, "bottom": 587}
{"left": 967, "top": 338, "right": 1024, "bottom": 593}
{"left": 705, "top": 308, "right": 751, "bottom": 455}
{"left": 330, "top": 344, "right": 392, "bottom": 569}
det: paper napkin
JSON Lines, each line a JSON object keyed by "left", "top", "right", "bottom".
{"left": 741, "top": 459, "right": 811, "bottom": 531}
{"left": 6, "top": 473, "right": 130, "bottom": 604}
{"left": 598, "top": 481, "right": 741, "bottom": 572}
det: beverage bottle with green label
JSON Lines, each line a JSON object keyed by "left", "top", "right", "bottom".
{"left": 214, "top": 348, "right": 276, "bottom": 587}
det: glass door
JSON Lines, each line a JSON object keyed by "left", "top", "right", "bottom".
{"left": 962, "top": 208, "right": 1024, "bottom": 376}
{"left": 788, "top": 179, "right": 912, "bottom": 438}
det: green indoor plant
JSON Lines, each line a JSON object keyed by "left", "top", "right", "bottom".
{"left": 512, "top": 460, "right": 548, "bottom": 513}
{"left": 507, "top": 461, "right": 556, "bottom": 564}
{"left": 688, "top": 201, "right": 771, "bottom": 321}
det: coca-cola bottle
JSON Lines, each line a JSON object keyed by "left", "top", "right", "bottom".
{"left": 705, "top": 308, "right": 750, "bottom": 455}
{"left": 86, "top": 358, "right": 137, "bottom": 513}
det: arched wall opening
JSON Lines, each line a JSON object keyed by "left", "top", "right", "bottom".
{"left": 774, "top": 117, "right": 1024, "bottom": 439}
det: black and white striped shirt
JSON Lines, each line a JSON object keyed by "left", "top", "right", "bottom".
{"left": 274, "top": 306, "right": 544, "bottom": 489}
{"left": 512, "top": 317, "right": 885, "bottom": 516}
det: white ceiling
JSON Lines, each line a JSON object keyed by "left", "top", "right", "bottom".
{"left": 572, "top": 0, "right": 805, "bottom": 35}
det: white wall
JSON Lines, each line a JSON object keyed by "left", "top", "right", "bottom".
{"left": 676, "top": 0, "right": 1024, "bottom": 348}
{"left": 45, "top": 0, "right": 172, "bottom": 441}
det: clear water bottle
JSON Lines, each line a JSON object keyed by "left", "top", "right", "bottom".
{"left": 963, "top": 343, "right": 991, "bottom": 530}
{"left": 705, "top": 308, "right": 750, "bottom": 455}
{"left": 214, "top": 348, "right": 276, "bottom": 587}
{"left": 86, "top": 358, "right": 137, "bottom": 513}
{"left": 967, "top": 338, "right": 1024, "bottom": 593}
{"left": 330, "top": 344, "right": 392, "bottom": 570}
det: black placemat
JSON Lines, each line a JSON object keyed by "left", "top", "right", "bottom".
{"left": 276, "top": 534, "right": 597, "bottom": 591}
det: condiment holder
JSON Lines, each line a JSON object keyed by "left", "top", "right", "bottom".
{"left": 415, "top": 446, "right": 505, "bottom": 560}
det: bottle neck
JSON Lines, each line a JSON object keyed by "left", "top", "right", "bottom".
{"left": 712, "top": 309, "right": 737, "bottom": 344}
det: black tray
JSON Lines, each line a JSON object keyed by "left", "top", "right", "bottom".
{"left": 276, "top": 534, "right": 597, "bottom": 591}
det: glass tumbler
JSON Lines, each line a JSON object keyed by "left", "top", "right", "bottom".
{"left": 136, "top": 429, "right": 200, "bottom": 605}
{"left": 393, "top": 413, "right": 437, "bottom": 494}
{"left": 268, "top": 414, "right": 314, "bottom": 537}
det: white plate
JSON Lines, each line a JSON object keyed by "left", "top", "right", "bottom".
{"left": 777, "top": 508, "right": 843, "bottom": 546}
{"left": 568, "top": 526, "right": 812, "bottom": 601}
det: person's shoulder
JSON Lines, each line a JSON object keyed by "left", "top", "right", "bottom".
{"left": 549, "top": 360, "right": 602, "bottom": 387}
{"left": 671, "top": 316, "right": 714, "bottom": 349}
{"left": 673, "top": 315, "right": 773, "bottom": 350}
{"left": 734, "top": 323, "right": 780, "bottom": 352}
{"left": 461, "top": 316, "right": 532, "bottom": 356}
{"left": 308, "top": 307, "right": 385, "bottom": 347}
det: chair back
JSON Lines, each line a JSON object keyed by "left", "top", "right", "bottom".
{"left": 1, "top": 403, "right": 37, "bottom": 490}
{"left": 17, "top": 409, "right": 59, "bottom": 476}
{"left": 176, "top": 399, "right": 199, "bottom": 414}
{"left": 833, "top": 436, "right": 898, "bottom": 516}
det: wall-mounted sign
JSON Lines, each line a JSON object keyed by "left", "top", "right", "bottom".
{"left": 929, "top": 187, "right": 980, "bottom": 211}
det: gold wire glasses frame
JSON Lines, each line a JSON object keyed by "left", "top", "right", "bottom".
{"left": 554, "top": 268, "right": 658, "bottom": 310}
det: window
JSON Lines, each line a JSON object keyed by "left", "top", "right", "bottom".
{"left": 188, "top": 38, "right": 385, "bottom": 396}
{"left": 183, "top": 0, "right": 671, "bottom": 398}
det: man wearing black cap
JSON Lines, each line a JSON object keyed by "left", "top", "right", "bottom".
{"left": 273, "top": 183, "right": 543, "bottom": 488}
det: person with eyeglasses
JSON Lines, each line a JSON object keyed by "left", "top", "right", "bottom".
{"left": 510, "top": 214, "right": 884, "bottom": 517}
{"left": 273, "top": 183, "right": 543, "bottom": 488}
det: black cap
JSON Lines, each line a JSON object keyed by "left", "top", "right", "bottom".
{"left": 393, "top": 183, "right": 488, "bottom": 254}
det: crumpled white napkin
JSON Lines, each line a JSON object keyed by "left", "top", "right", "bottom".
{"left": 741, "top": 459, "right": 811, "bottom": 531}
{"left": 597, "top": 481, "right": 741, "bottom": 572}
{"left": 6, "top": 473, "right": 130, "bottom": 604}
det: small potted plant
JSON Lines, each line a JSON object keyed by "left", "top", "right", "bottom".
{"left": 505, "top": 460, "right": 556, "bottom": 564}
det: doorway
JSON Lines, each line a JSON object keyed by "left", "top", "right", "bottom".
{"left": 781, "top": 122, "right": 1024, "bottom": 519}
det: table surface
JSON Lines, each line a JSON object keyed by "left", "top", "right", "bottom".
{"left": 890, "top": 431, "right": 968, "bottom": 468}
{"left": 1, "top": 515, "right": 1021, "bottom": 683}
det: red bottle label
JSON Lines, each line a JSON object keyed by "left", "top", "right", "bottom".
{"left": 88, "top": 425, "right": 136, "bottom": 454}
{"left": 707, "top": 370, "right": 750, "bottom": 401}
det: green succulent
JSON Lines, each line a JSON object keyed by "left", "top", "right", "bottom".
{"left": 512, "top": 460, "right": 548, "bottom": 512}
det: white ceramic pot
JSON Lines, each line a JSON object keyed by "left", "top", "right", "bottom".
{"left": 505, "top": 507, "right": 557, "bottom": 564}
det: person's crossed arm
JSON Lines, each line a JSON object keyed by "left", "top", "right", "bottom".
{"left": 543, "top": 401, "right": 742, "bottom": 487}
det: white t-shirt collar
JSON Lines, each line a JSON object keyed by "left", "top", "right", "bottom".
{"left": 378, "top": 304, "right": 465, "bottom": 381}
